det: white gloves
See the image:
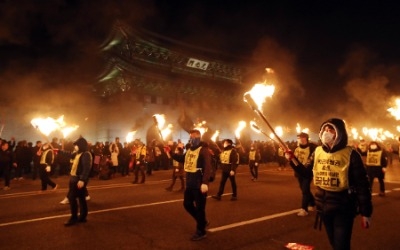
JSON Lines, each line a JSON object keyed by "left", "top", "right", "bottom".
{"left": 285, "top": 150, "right": 294, "bottom": 161}
{"left": 230, "top": 170, "right": 235, "bottom": 176}
{"left": 45, "top": 166, "right": 51, "bottom": 172}
{"left": 255, "top": 162, "right": 258, "bottom": 166}
{"left": 175, "top": 168, "right": 179, "bottom": 172}
{"left": 77, "top": 180, "right": 85, "bottom": 189}
{"left": 136, "top": 161, "right": 140, "bottom": 165}
{"left": 361, "top": 216, "right": 371, "bottom": 228}
{"left": 200, "top": 184, "right": 208, "bottom": 193}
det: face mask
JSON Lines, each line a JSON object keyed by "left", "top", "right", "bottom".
{"left": 370, "top": 145, "right": 377, "bottom": 150}
{"left": 190, "top": 138, "right": 201, "bottom": 147}
{"left": 43, "top": 145, "right": 49, "bottom": 150}
{"left": 250, "top": 147, "right": 254, "bottom": 150}
{"left": 74, "top": 145, "right": 79, "bottom": 152}
{"left": 223, "top": 143, "right": 230, "bottom": 148}
{"left": 321, "top": 131, "right": 335, "bottom": 145}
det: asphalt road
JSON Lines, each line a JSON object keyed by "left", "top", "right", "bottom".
{"left": 1, "top": 160, "right": 400, "bottom": 250}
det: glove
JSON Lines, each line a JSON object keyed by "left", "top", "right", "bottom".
{"left": 175, "top": 168, "right": 179, "bottom": 172}
{"left": 255, "top": 162, "right": 258, "bottom": 166}
{"left": 136, "top": 161, "right": 140, "bottom": 165}
{"left": 77, "top": 180, "right": 85, "bottom": 189}
{"left": 285, "top": 150, "right": 294, "bottom": 161}
{"left": 361, "top": 216, "right": 371, "bottom": 229}
{"left": 200, "top": 184, "right": 208, "bottom": 193}
{"left": 382, "top": 168, "right": 387, "bottom": 173}
{"left": 45, "top": 166, "right": 51, "bottom": 172}
{"left": 230, "top": 170, "right": 235, "bottom": 176}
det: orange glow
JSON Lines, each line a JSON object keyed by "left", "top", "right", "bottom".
{"left": 235, "top": 121, "right": 246, "bottom": 139}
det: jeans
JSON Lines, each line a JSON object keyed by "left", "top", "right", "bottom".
{"left": 322, "top": 211, "right": 354, "bottom": 250}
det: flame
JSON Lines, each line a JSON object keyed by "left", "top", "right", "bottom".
{"left": 126, "top": 131, "right": 137, "bottom": 143}
{"left": 244, "top": 83, "right": 275, "bottom": 110}
{"left": 161, "top": 124, "right": 173, "bottom": 139}
{"left": 351, "top": 128, "right": 359, "bottom": 140}
{"left": 61, "top": 125, "right": 79, "bottom": 138}
{"left": 296, "top": 123, "right": 301, "bottom": 134}
{"left": 275, "top": 126, "right": 283, "bottom": 137}
{"left": 235, "top": 121, "right": 246, "bottom": 139}
{"left": 388, "top": 98, "right": 400, "bottom": 120}
{"left": 153, "top": 114, "right": 166, "bottom": 128}
{"left": 31, "top": 115, "right": 79, "bottom": 138}
{"left": 194, "top": 120, "right": 208, "bottom": 136}
{"left": 211, "top": 130, "right": 220, "bottom": 142}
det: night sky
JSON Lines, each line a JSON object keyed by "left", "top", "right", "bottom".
{"left": 1, "top": 0, "right": 400, "bottom": 140}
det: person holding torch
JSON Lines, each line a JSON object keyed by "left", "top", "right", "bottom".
{"left": 285, "top": 118, "right": 372, "bottom": 250}
{"left": 168, "top": 129, "right": 212, "bottom": 241}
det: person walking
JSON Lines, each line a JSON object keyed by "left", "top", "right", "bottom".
{"left": 293, "top": 132, "right": 317, "bottom": 216}
{"left": 211, "top": 139, "right": 239, "bottom": 201}
{"left": 132, "top": 141, "right": 146, "bottom": 184}
{"left": 285, "top": 118, "right": 372, "bottom": 250}
{"left": 39, "top": 143, "right": 58, "bottom": 191}
{"left": 165, "top": 146, "right": 185, "bottom": 192}
{"left": 64, "top": 137, "right": 93, "bottom": 226}
{"left": 169, "top": 129, "right": 212, "bottom": 241}
{"left": 365, "top": 141, "right": 388, "bottom": 197}
{"left": 248, "top": 143, "right": 261, "bottom": 181}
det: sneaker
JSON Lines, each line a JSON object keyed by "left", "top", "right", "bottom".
{"left": 307, "top": 206, "right": 315, "bottom": 212}
{"left": 297, "top": 209, "right": 308, "bottom": 217}
{"left": 53, "top": 184, "right": 58, "bottom": 191}
{"left": 60, "top": 197, "right": 69, "bottom": 204}
{"left": 3, "top": 186, "right": 10, "bottom": 191}
{"left": 211, "top": 195, "right": 221, "bottom": 201}
{"left": 191, "top": 232, "right": 207, "bottom": 241}
{"left": 85, "top": 195, "right": 91, "bottom": 201}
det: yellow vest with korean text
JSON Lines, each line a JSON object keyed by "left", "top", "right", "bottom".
{"left": 366, "top": 150, "right": 382, "bottom": 167}
{"left": 294, "top": 146, "right": 311, "bottom": 165}
{"left": 220, "top": 149, "right": 232, "bottom": 164}
{"left": 184, "top": 147, "right": 202, "bottom": 173}
{"left": 313, "top": 146, "right": 352, "bottom": 192}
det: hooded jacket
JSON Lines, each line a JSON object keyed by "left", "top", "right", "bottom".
{"left": 72, "top": 137, "right": 92, "bottom": 183}
{"left": 290, "top": 118, "right": 372, "bottom": 217}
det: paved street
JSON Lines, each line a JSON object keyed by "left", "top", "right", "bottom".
{"left": 1, "top": 160, "right": 400, "bottom": 250}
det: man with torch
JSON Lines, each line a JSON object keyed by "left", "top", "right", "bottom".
{"left": 168, "top": 129, "right": 212, "bottom": 241}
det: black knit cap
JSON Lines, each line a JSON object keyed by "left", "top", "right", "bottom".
{"left": 73, "top": 137, "right": 88, "bottom": 152}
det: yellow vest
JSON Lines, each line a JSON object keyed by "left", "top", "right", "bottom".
{"left": 294, "top": 146, "right": 311, "bottom": 165}
{"left": 136, "top": 146, "right": 147, "bottom": 160}
{"left": 40, "top": 149, "right": 54, "bottom": 165}
{"left": 70, "top": 152, "right": 82, "bottom": 176}
{"left": 249, "top": 151, "right": 256, "bottom": 161}
{"left": 313, "top": 146, "right": 352, "bottom": 192}
{"left": 366, "top": 150, "right": 382, "bottom": 166}
{"left": 220, "top": 149, "right": 232, "bottom": 164}
{"left": 184, "top": 147, "right": 202, "bottom": 173}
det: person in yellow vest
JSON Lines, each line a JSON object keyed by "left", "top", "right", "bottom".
{"left": 64, "top": 137, "right": 93, "bottom": 226}
{"left": 165, "top": 146, "right": 185, "bottom": 191}
{"left": 212, "top": 139, "right": 239, "bottom": 201}
{"left": 39, "top": 143, "right": 58, "bottom": 191}
{"left": 365, "top": 141, "right": 388, "bottom": 197}
{"left": 169, "top": 129, "right": 212, "bottom": 241}
{"left": 248, "top": 143, "right": 261, "bottom": 181}
{"left": 293, "top": 132, "right": 317, "bottom": 216}
{"left": 132, "top": 142, "right": 147, "bottom": 184}
{"left": 285, "top": 118, "right": 372, "bottom": 250}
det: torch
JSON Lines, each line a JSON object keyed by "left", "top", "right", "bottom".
{"left": 243, "top": 87, "right": 289, "bottom": 151}
{"left": 250, "top": 121, "right": 278, "bottom": 144}
{"left": 152, "top": 114, "right": 171, "bottom": 158}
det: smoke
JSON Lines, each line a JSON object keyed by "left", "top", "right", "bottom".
{"left": 338, "top": 45, "right": 400, "bottom": 130}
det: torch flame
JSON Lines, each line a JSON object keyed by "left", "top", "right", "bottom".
{"left": 153, "top": 114, "right": 166, "bottom": 128}
{"left": 211, "top": 130, "right": 220, "bottom": 142}
{"left": 244, "top": 83, "right": 275, "bottom": 110}
{"left": 61, "top": 125, "right": 79, "bottom": 138}
{"left": 161, "top": 124, "right": 173, "bottom": 139}
{"left": 388, "top": 98, "right": 400, "bottom": 120}
{"left": 31, "top": 115, "right": 79, "bottom": 138}
{"left": 235, "top": 121, "right": 246, "bottom": 139}
{"left": 126, "top": 131, "right": 137, "bottom": 143}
